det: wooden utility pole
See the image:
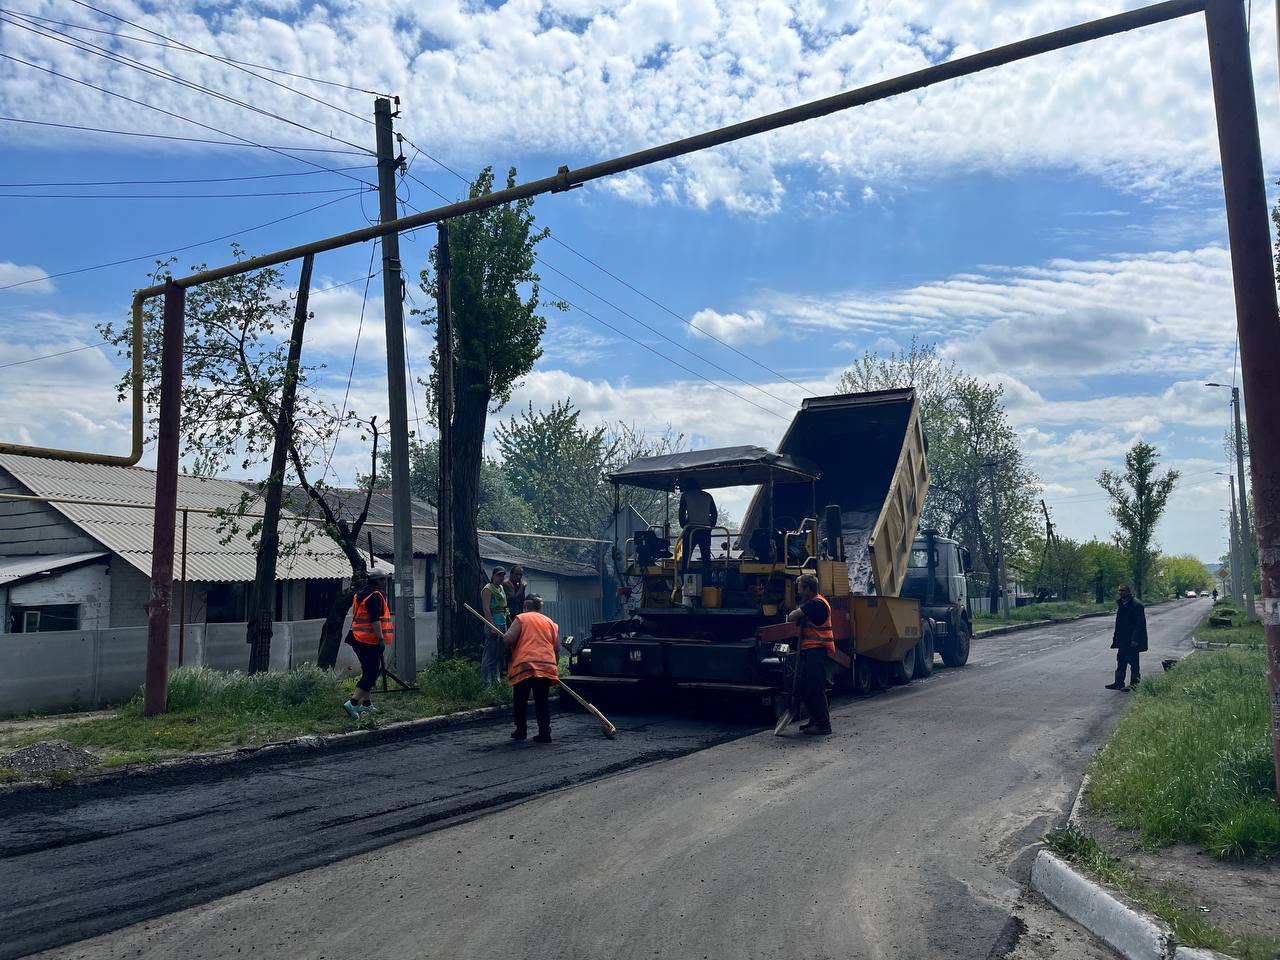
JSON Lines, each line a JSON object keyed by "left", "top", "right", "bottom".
{"left": 435, "top": 221, "right": 456, "bottom": 658}
{"left": 247, "top": 254, "right": 314, "bottom": 673}
{"left": 374, "top": 96, "right": 418, "bottom": 678}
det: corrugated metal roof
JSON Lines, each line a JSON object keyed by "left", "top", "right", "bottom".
{"left": 0, "top": 552, "right": 109, "bottom": 586}
{"left": 0, "top": 455, "right": 386, "bottom": 583}
{"left": 304, "top": 486, "right": 599, "bottom": 578}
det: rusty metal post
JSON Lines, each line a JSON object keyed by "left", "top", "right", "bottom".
{"left": 435, "top": 221, "right": 455, "bottom": 660}
{"left": 144, "top": 280, "right": 185, "bottom": 716}
{"left": 178, "top": 508, "right": 188, "bottom": 667}
{"left": 1203, "top": 0, "right": 1280, "bottom": 793}
{"left": 1232, "top": 386, "right": 1258, "bottom": 620}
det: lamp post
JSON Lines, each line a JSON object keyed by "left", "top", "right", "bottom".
{"left": 1206, "top": 383, "right": 1256, "bottom": 621}
{"left": 1216, "top": 473, "right": 1242, "bottom": 605}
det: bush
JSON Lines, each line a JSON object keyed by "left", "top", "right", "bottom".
{"left": 416, "top": 658, "right": 511, "bottom": 705}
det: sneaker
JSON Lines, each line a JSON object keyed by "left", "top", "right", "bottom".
{"left": 342, "top": 700, "right": 361, "bottom": 718}
{"left": 533, "top": 732, "right": 552, "bottom": 743}
{"left": 801, "top": 725, "right": 832, "bottom": 736}
{"left": 1129, "top": 678, "right": 1141, "bottom": 688}
{"left": 511, "top": 729, "right": 527, "bottom": 741}
{"left": 1104, "top": 683, "right": 1125, "bottom": 691}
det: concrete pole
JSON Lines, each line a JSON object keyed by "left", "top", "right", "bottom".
{"left": 144, "top": 281, "right": 185, "bottom": 716}
{"left": 1204, "top": 0, "right": 1280, "bottom": 810}
{"left": 1229, "top": 476, "right": 1243, "bottom": 605}
{"left": 374, "top": 97, "right": 417, "bottom": 678}
{"left": 1232, "top": 386, "right": 1258, "bottom": 620}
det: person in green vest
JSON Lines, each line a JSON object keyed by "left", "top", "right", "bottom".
{"left": 480, "top": 566, "right": 510, "bottom": 684}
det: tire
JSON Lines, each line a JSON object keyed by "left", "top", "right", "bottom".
{"left": 913, "top": 622, "right": 935, "bottom": 679}
{"left": 869, "top": 660, "right": 887, "bottom": 691}
{"left": 890, "top": 641, "right": 916, "bottom": 685}
{"left": 941, "top": 617, "right": 972, "bottom": 668}
{"left": 855, "top": 660, "right": 875, "bottom": 696}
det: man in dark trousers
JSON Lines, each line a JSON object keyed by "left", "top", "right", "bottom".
{"left": 342, "top": 570, "right": 392, "bottom": 717}
{"left": 502, "top": 595, "right": 560, "bottom": 743}
{"left": 1106, "top": 583, "right": 1147, "bottom": 691}
{"left": 785, "top": 573, "right": 834, "bottom": 735}
{"left": 678, "top": 480, "right": 717, "bottom": 577}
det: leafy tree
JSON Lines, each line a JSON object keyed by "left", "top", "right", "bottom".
{"left": 1098, "top": 440, "right": 1179, "bottom": 600}
{"left": 1030, "top": 535, "right": 1088, "bottom": 601}
{"left": 99, "top": 248, "right": 383, "bottom": 670}
{"left": 1159, "top": 554, "right": 1214, "bottom": 597}
{"left": 416, "top": 167, "right": 559, "bottom": 658}
{"left": 1079, "top": 539, "right": 1132, "bottom": 602}
{"left": 604, "top": 420, "right": 686, "bottom": 530}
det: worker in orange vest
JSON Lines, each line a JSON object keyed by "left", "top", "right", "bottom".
{"left": 342, "top": 570, "right": 393, "bottom": 718}
{"left": 785, "top": 572, "right": 834, "bottom": 735}
{"left": 501, "top": 594, "right": 560, "bottom": 743}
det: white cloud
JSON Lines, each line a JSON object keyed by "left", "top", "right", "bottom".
{"left": 0, "top": 262, "right": 54, "bottom": 293}
{"left": 689, "top": 306, "right": 773, "bottom": 344}
{"left": 2, "top": 2, "right": 1275, "bottom": 211}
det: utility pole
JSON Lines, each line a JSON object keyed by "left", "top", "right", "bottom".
{"left": 1223, "top": 473, "right": 1243, "bottom": 605}
{"left": 1204, "top": 0, "right": 1280, "bottom": 818}
{"left": 374, "top": 96, "right": 417, "bottom": 679}
{"left": 986, "top": 462, "right": 1009, "bottom": 620}
{"left": 247, "top": 253, "right": 314, "bottom": 673}
{"left": 1231, "top": 386, "right": 1257, "bottom": 621}
{"left": 435, "top": 221, "right": 456, "bottom": 659}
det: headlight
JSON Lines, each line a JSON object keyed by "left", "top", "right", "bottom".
{"left": 772, "top": 642, "right": 792, "bottom": 654}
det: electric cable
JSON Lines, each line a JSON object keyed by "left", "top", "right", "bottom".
{"left": 0, "top": 115, "right": 370, "bottom": 153}
{"left": 0, "top": 342, "right": 103, "bottom": 370}
{"left": 1, "top": 187, "right": 367, "bottom": 200}
{"left": 0, "top": 165, "right": 369, "bottom": 188}
{"left": 0, "top": 190, "right": 362, "bottom": 291}
{"left": 321, "top": 240, "right": 380, "bottom": 482}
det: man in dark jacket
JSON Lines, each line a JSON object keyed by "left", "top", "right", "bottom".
{"left": 1106, "top": 583, "right": 1147, "bottom": 691}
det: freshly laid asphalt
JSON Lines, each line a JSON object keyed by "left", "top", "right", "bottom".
{"left": 6, "top": 599, "right": 1205, "bottom": 960}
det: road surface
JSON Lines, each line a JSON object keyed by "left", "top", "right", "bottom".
{"left": 8, "top": 599, "right": 1204, "bottom": 960}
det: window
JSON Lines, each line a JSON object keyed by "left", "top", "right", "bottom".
{"left": 205, "top": 583, "right": 248, "bottom": 623}
{"left": 303, "top": 579, "right": 343, "bottom": 620}
{"left": 10, "top": 604, "right": 80, "bottom": 632}
{"left": 908, "top": 549, "right": 929, "bottom": 569}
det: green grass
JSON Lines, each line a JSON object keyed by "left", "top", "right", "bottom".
{"left": 10, "top": 659, "right": 512, "bottom": 772}
{"left": 972, "top": 600, "right": 1111, "bottom": 629}
{"left": 1086, "top": 649, "right": 1279, "bottom": 860}
{"left": 1044, "top": 827, "right": 1280, "bottom": 960}
{"left": 1200, "top": 602, "right": 1265, "bottom": 647}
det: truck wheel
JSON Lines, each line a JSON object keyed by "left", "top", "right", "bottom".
{"left": 941, "top": 619, "right": 971, "bottom": 668}
{"left": 891, "top": 642, "right": 916, "bottom": 685}
{"left": 912, "top": 623, "right": 935, "bottom": 679}
{"left": 851, "top": 656, "right": 872, "bottom": 696}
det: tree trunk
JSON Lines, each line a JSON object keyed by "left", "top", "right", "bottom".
{"left": 247, "top": 254, "right": 313, "bottom": 673}
{"left": 451, "top": 366, "right": 490, "bottom": 660}
{"left": 316, "top": 585, "right": 356, "bottom": 670}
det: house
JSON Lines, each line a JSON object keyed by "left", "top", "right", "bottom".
{"left": 310, "top": 487, "right": 603, "bottom": 641}
{"left": 0, "top": 454, "right": 383, "bottom": 636}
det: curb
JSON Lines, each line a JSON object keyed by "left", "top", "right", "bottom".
{"left": 0, "top": 704, "right": 507, "bottom": 794}
{"left": 974, "top": 599, "right": 1178, "bottom": 641}
{"left": 1031, "top": 851, "right": 1174, "bottom": 960}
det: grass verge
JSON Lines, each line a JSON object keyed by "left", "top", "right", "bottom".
{"left": 5, "top": 659, "right": 512, "bottom": 772}
{"left": 1086, "top": 648, "right": 1279, "bottom": 860}
{"left": 1198, "top": 601, "right": 1265, "bottom": 647}
{"left": 972, "top": 600, "right": 1111, "bottom": 630}
{"left": 1044, "top": 826, "right": 1280, "bottom": 960}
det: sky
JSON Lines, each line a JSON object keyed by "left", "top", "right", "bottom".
{"left": 1, "top": 0, "right": 1276, "bottom": 565}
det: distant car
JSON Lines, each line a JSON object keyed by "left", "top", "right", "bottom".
{"left": 1199, "top": 590, "right": 1210, "bottom": 598}
{"left": 1185, "top": 590, "right": 1197, "bottom": 598}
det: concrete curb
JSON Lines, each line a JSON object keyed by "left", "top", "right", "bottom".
{"left": 0, "top": 704, "right": 507, "bottom": 794}
{"left": 1031, "top": 851, "right": 1174, "bottom": 960}
{"left": 1173, "top": 949, "right": 1235, "bottom": 960}
{"left": 974, "top": 600, "right": 1178, "bottom": 641}
{"left": 1191, "top": 639, "right": 1260, "bottom": 650}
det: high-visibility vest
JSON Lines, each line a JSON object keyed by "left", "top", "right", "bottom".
{"left": 351, "top": 589, "right": 393, "bottom": 646}
{"left": 508, "top": 611, "right": 560, "bottom": 686}
{"left": 799, "top": 594, "right": 835, "bottom": 653}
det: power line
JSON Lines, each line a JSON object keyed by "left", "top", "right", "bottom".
{"left": 0, "top": 342, "right": 103, "bottom": 370}
{"left": 0, "top": 190, "right": 362, "bottom": 291}
{"left": 7, "top": 9, "right": 389, "bottom": 96}
{"left": 61, "top": 0, "right": 382, "bottom": 128}
{"left": 0, "top": 12, "right": 374, "bottom": 159}
{"left": 0, "top": 115, "right": 370, "bottom": 154}
{"left": 322, "top": 240, "right": 380, "bottom": 483}
{"left": 540, "top": 284, "right": 792, "bottom": 423}
{"left": 0, "top": 165, "right": 369, "bottom": 188}
{"left": 0, "top": 51, "right": 375, "bottom": 188}
{"left": 1, "top": 187, "right": 367, "bottom": 200}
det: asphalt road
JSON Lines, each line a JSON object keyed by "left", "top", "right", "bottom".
{"left": 11, "top": 599, "right": 1205, "bottom": 960}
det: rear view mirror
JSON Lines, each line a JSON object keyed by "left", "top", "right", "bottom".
{"left": 961, "top": 548, "right": 973, "bottom": 574}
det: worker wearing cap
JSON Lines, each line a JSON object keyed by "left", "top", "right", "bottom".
{"left": 502, "top": 595, "right": 560, "bottom": 743}
{"left": 342, "top": 570, "right": 393, "bottom": 718}
{"left": 786, "top": 573, "right": 834, "bottom": 735}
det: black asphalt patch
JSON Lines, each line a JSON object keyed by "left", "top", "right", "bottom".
{"left": 0, "top": 710, "right": 751, "bottom": 960}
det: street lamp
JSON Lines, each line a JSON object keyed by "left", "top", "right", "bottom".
{"left": 1216, "top": 473, "right": 1243, "bottom": 605}
{"left": 1206, "top": 383, "right": 1256, "bottom": 620}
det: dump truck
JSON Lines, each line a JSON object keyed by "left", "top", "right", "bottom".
{"left": 567, "top": 387, "right": 970, "bottom": 715}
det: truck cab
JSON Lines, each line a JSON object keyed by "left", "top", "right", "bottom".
{"left": 901, "top": 530, "right": 972, "bottom": 667}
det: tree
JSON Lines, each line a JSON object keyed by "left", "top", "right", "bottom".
{"left": 416, "top": 167, "right": 559, "bottom": 658}
{"left": 99, "top": 248, "right": 384, "bottom": 670}
{"left": 1098, "top": 440, "right": 1179, "bottom": 599}
{"left": 1030, "top": 535, "right": 1088, "bottom": 601}
{"left": 839, "top": 343, "right": 1040, "bottom": 607}
{"left": 604, "top": 420, "right": 686, "bottom": 530}
{"left": 1079, "top": 539, "right": 1131, "bottom": 602}
{"left": 1159, "top": 554, "right": 1214, "bottom": 597}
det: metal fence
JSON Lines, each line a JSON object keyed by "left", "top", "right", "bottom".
{"left": 543, "top": 597, "right": 602, "bottom": 643}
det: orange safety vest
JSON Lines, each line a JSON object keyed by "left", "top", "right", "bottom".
{"left": 508, "top": 611, "right": 561, "bottom": 686}
{"left": 351, "top": 589, "right": 393, "bottom": 646}
{"left": 799, "top": 593, "right": 835, "bottom": 653}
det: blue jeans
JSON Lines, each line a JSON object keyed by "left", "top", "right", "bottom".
{"left": 481, "top": 633, "right": 505, "bottom": 685}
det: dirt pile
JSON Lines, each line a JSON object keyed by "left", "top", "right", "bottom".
{"left": 1, "top": 740, "right": 100, "bottom": 775}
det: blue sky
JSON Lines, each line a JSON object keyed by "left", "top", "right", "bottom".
{"left": 2, "top": 0, "right": 1278, "bottom": 563}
